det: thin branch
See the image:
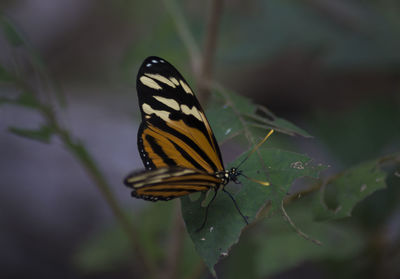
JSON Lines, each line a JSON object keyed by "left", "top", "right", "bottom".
{"left": 281, "top": 200, "right": 323, "bottom": 246}
{"left": 197, "top": 0, "right": 224, "bottom": 104}
{"left": 161, "top": 200, "right": 186, "bottom": 279}
{"left": 164, "top": 0, "right": 223, "bottom": 104}
{"left": 163, "top": 0, "right": 201, "bottom": 72}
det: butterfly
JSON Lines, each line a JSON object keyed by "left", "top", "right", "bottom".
{"left": 124, "top": 56, "right": 273, "bottom": 231}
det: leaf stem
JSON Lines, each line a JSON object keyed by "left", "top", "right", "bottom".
{"left": 280, "top": 201, "right": 323, "bottom": 246}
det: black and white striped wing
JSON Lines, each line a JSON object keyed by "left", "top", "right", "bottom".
{"left": 136, "top": 56, "right": 224, "bottom": 174}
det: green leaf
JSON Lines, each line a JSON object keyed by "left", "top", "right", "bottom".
{"left": 313, "top": 154, "right": 397, "bottom": 221}
{"left": 222, "top": 195, "right": 365, "bottom": 279}
{"left": 206, "top": 88, "right": 311, "bottom": 144}
{"left": 0, "top": 14, "right": 25, "bottom": 47}
{"left": 181, "top": 148, "right": 326, "bottom": 275}
{"left": 8, "top": 125, "right": 55, "bottom": 143}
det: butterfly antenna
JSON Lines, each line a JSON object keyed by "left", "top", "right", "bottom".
{"left": 241, "top": 173, "right": 270, "bottom": 186}
{"left": 196, "top": 189, "right": 218, "bottom": 232}
{"left": 223, "top": 189, "right": 249, "bottom": 225}
{"left": 236, "top": 129, "right": 274, "bottom": 169}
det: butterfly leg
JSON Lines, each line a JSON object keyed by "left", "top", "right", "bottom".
{"left": 223, "top": 189, "right": 249, "bottom": 225}
{"left": 196, "top": 189, "right": 218, "bottom": 232}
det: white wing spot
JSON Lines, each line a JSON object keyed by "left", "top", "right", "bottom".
{"left": 160, "top": 59, "right": 165, "bottom": 63}
{"left": 179, "top": 80, "right": 193, "bottom": 95}
{"left": 139, "top": 76, "right": 162, "bottom": 90}
{"left": 170, "top": 77, "right": 180, "bottom": 86}
{"left": 152, "top": 59, "right": 158, "bottom": 63}
{"left": 153, "top": 96, "right": 180, "bottom": 110}
{"left": 142, "top": 103, "right": 171, "bottom": 122}
{"left": 146, "top": 63, "right": 152, "bottom": 67}
{"left": 145, "top": 73, "right": 176, "bottom": 88}
{"left": 180, "top": 104, "right": 202, "bottom": 121}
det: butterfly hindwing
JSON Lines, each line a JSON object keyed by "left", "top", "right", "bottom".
{"left": 136, "top": 56, "right": 224, "bottom": 173}
{"left": 124, "top": 167, "right": 221, "bottom": 201}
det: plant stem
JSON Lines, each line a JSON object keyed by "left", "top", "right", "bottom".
{"left": 14, "top": 77, "right": 157, "bottom": 278}
{"left": 197, "top": 0, "right": 224, "bottom": 104}
{"left": 163, "top": 0, "right": 201, "bottom": 71}
{"left": 49, "top": 114, "right": 157, "bottom": 278}
{"left": 162, "top": 201, "right": 185, "bottom": 279}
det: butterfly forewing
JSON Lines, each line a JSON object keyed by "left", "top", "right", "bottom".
{"left": 136, "top": 56, "right": 224, "bottom": 173}
{"left": 124, "top": 167, "right": 222, "bottom": 201}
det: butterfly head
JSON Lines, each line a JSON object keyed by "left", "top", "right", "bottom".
{"left": 227, "top": 167, "right": 242, "bottom": 184}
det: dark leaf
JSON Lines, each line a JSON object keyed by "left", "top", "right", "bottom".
{"left": 181, "top": 148, "right": 326, "bottom": 275}
{"left": 313, "top": 154, "right": 398, "bottom": 221}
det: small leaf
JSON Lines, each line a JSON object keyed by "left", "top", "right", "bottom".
{"left": 15, "top": 92, "right": 43, "bottom": 109}
{"left": 207, "top": 88, "right": 311, "bottom": 143}
{"left": 8, "top": 125, "right": 55, "bottom": 143}
{"left": 313, "top": 154, "right": 396, "bottom": 221}
{"left": 0, "top": 92, "right": 43, "bottom": 109}
{"left": 181, "top": 148, "right": 326, "bottom": 275}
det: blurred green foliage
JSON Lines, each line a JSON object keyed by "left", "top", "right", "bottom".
{"left": 1, "top": 0, "right": 400, "bottom": 278}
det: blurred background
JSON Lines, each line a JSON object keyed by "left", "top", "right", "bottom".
{"left": 0, "top": 0, "right": 399, "bottom": 278}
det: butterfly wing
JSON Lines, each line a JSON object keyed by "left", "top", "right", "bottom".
{"left": 124, "top": 167, "right": 222, "bottom": 201}
{"left": 136, "top": 56, "right": 224, "bottom": 173}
